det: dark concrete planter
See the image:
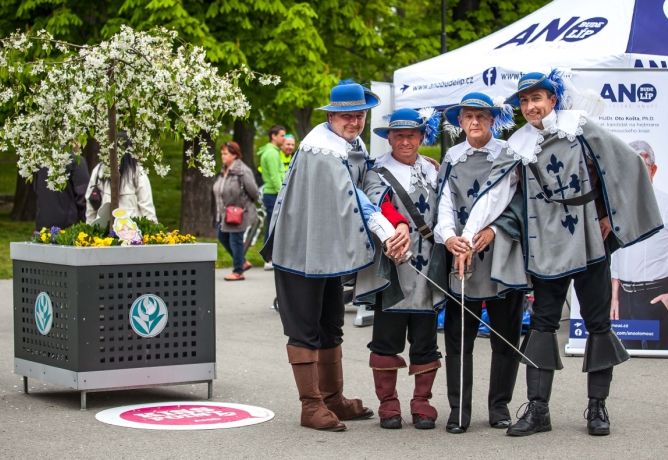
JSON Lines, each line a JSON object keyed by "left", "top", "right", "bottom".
{"left": 11, "top": 242, "right": 217, "bottom": 409}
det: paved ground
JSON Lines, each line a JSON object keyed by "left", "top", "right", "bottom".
{"left": 0, "top": 269, "right": 666, "bottom": 459}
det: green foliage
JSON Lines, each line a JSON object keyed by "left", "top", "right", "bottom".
{"left": 53, "top": 222, "right": 109, "bottom": 245}
{"left": 134, "top": 216, "right": 167, "bottom": 237}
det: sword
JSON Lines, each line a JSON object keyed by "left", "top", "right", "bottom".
{"left": 397, "top": 255, "right": 538, "bottom": 369}
{"left": 460, "top": 271, "right": 465, "bottom": 428}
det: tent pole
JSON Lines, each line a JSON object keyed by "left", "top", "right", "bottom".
{"left": 440, "top": 0, "right": 448, "bottom": 162}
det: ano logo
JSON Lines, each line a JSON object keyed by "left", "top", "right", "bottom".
{"left": 130, "top": 294, "right": 168, "bottom": 338}
{"left": 34, "top": 292, "right": 53, "bottom": 335}
{"left": 601, "top": 83, "right": 657, "bottom": 103}
{"left": 496, "top": 16, "right": 608, "bottom": 49}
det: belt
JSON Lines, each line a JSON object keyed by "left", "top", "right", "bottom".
{"left": 620, "top": 277, "right": 668, "bottom": 293}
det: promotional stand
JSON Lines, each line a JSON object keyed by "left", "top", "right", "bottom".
{"left": 11, "top": 242, "right": 218, "bottom": 409}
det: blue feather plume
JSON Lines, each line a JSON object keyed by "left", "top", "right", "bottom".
{"left": 547, "top": 69, "right": 572, "bottom": 110}
{"left": 418, "top": 107, "right": 441, "bottom": 146}
{"left": 491, "top": 104, "right": 516, "bottom": 136}
{"left": 338, "top": 79, "right": 357, "bottom": 85}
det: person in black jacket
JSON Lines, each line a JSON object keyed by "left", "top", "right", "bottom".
{"left": 34, "top": 155, "right": 89, "bottom": 230}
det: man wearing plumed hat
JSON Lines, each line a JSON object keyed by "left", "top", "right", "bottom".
{"left": 354, "top": 107, "right": 444, "bottom": 430}
{"left": 435, "top": 92, "right": 530, "bottom": 434}
{"left": 261, "top": 80, "right": 404, "bottom": 432}
{"left": 459, "top": 70, "right": 663, "bottom": 437}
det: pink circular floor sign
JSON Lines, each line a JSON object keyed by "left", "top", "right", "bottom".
{"left": 96, "top": 402, "right": 274, "bottom": 430}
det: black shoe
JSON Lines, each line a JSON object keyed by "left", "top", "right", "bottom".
{"left": 506, "top": 401, "right": 552, "bottom": 437}
{"left": 380, "top": 415, "right": 402, "bottom": 429}
{"left": 490, "top": 419, "right": 511, "bottom": 429}
{"left": 446, "top": 422, "right": 467, "bottom": 434}
{"left": 585, "top": 398, "right": 610, "bottom": 436}
{"left": 412, "top": 414, "right": 435, "bottom": 430}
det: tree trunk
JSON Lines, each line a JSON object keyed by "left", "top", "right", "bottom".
{"left": 180, "top": 131, "right": 216, "bottom": 238}
{"left": 233, "top": 118, "right": 256, "bottom": 171}
{"left": 9, "top": 173, "right": 37, "bottom": 222}
{"left": 82, "top": 137, "right": 100, "bottom": 175}
{"left": 108, "top": 102, "right": 119, "bottom": 233}
{"left": 292, "top": 106, "right": 313, "bottom": 140}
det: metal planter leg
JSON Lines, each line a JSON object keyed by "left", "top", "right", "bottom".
{"left": 81, "top": 391, "right": 87, "bottom": 411}
{"left": 23, "top": 376, "right": 28, "bottom": 394}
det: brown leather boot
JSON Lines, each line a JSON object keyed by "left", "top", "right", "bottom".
{"left": 318, "top": 345, "right": 374, "bottom": 421}
{"left": 287, "top": 345, "right": 346, "bottom": 431}
{"left": 370, "top": 353, "right": 406, "bottom": 428}
{"left": 409, "top": 360, "right": 441, "bottom": 429}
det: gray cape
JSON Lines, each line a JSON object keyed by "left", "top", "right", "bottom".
{"left": 437, "top": 146, "right": 531, "bottom": 300}
{"left": 260, "top": 123, "right": 375, "bottom": 277}
{"left": 354, "top": 156, "right": 445, "bottom": 312}
{"left": 474, "top": 111, "right": 663, "bottom": 279}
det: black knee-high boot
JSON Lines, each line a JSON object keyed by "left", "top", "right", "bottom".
{"left": 445, "top": 354, "right": 473, "bottom": 434}
{"left": 488, "top": 353, "right": 520, "bottom": 428}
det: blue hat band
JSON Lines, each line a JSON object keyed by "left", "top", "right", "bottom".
{"left": 518, "top": 76, "right": 546, "bottom": 92}
{"left": 461, "top": 98, "right": 494, "bottom": 108}
{"left": 329, "top": 99, "right": 366, "bottom": 107}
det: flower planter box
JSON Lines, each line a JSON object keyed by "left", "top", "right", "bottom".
{"left": 11, "top": 242, "right": 217, "bottom": 409}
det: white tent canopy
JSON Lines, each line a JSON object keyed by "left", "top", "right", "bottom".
{"left": 394, "top": 0, "right": 668, "bottom": 109}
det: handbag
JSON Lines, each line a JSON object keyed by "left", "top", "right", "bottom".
{"left": 88, "top": 167, "right": 103, "bottom": 211}
{"left": 225, "top": 205, "right": 244, "bottom": 225}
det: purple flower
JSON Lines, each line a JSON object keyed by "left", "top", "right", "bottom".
{"left": 110, "top": 230, "right": 117, "bottom": 238}
{"left": 50, "top": 226, "right": 60, "bottom": 242}
{"left": 130, "top": 239, "right": 143, "bottom": 245}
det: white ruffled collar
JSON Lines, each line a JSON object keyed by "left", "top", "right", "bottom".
{"left": 445, "top": 137, "right": 506, "bottom": 165}
{"left": 374, "top": 151, "right": 438, "bottom": 196}
{"left": 299, "top": 123, "right": 368, "bottom": 159}
{"left": 507, "top": 110, "right": 587, "bottom": 165}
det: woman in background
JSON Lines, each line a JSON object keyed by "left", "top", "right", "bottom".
{"left": 212, "top": 141, "right": 260, "bottom": 281}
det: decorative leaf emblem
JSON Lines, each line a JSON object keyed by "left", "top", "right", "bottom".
{"left": 546, "top": 154, "right": 564, "bottom": 175}
{"left": 467, "top": 180, "right": 480, "bottom": 198}
{"left": 34, "top": 292, "right": 52, "bottom": 335}
{"left": 414, "top": 194, "right": 430, "bottom": 214}
{"left": 456, "top": 206, "right": 469, "bottom": 225}
{"left": 130, "top": 295, "right": 168, "bottom": 337}
{"left": 561, "top": 215, "right": 579, "bottom": 235}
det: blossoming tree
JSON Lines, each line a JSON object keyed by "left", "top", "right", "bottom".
{"left": 0, "top": 25, "right": 278, "bottom": 229}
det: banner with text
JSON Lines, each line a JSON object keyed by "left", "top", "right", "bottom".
{"left": 566, "top": 69, "right": 668, "bottom": 357}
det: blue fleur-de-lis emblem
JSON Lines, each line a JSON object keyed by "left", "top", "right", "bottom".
{"left": 411, "top": 255, "right": 429, "bottom": 271}
{"left": 456, "top": 206, "right": 469, "bottom": 225}
{"left": 568, "top": 174, "right": 581, "bottom": 193}
{"left": 546, "top": 154, "right": 564, "bottom": 175}
{"left": 562, "top": 215, "right": 579, "bottom": 235}
{"left": 34, "top": 292, "right": 53, "bottom": 335}
{"left": 415, "top": 194, "right": 430, "bottom": 214}
{"left": 477, "top": 245, "right": 491, "bottom": 261}
{"left": 467, "top": 180, "right": 480, "bottom": 198}
{"left": 130, "top": 294, "right": 168, "bottom": 338}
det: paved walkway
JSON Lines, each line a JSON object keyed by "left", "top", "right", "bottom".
{"left": 0, "top": 269, "right": 666, "bottom": 459}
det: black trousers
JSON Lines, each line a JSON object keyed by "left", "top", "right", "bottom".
{"left": 275, "top": 269, "right": 344, "bottom": 349}
{"left": 368, "top": 294, "right": 441, "bottom": 365}
{"left": 620, "top": 278, "right": 668, "bottom": 350}
{"left": 530, "top": 257, "right": 612, "bottom": 334}
{"left": 443, "top": 290, "right": 525, "bottom": 357}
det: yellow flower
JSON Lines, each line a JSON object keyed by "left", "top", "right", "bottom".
{"left": 77, "top": 232, "right": 88, "bottom": 241}
{"left": 40, "top": 233, "right": 49, "bottom": 243}
{"left": 60, "top": 230, "right": 65, "bottom": 234}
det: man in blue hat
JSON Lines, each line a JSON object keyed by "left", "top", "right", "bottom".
{"left": 435, "top": 92, "right": 529, "bottom": 434}
{"left": 459, "top": 70, "right": 663, "bottom": 437}
{"left": 354, "top": 107, "right": 444, "bottom": 431}
{"left": 260, "top": 80, "right": 404, "bottom": 432}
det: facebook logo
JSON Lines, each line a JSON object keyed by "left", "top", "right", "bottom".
{"left": 483, "top": 67, "right": 497, "bottom": 86}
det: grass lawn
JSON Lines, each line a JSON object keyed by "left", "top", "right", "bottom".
{"left": 0, "top": 138, "right": 266, "bottom": 279}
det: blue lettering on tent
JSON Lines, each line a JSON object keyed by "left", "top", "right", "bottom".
{"left": 495, "top": 23, "right": 539, "bottom": 48}
{"left": 528, "top": 17, "right": 580, "bottom": 43}
{"left": 562, "top": 17, "right": 608, "bottom": 42}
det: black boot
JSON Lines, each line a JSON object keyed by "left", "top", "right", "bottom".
{"left": 506, "top": 366, "right": 554, "bottom": 436}
{"left": 586, "top": 367, "right": 613, "bottom": 436}
{"left": 445, "top": 354, "right": 473, "bottom": 434}
{"left": 488, "top": 353, "right": 520, "bottom": 428}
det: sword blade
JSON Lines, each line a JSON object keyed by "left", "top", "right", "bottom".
{"left": 406, "top": 259, "right": 539, "bottom": 369}
{"left": 460, "top": 274, "right": 464, "bottom": 428}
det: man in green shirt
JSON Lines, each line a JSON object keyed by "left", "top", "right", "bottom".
{"left": 258, "top": 125, "right": 286, "bottom": 269}
{"left": 281, "top": 134, "right": 296, "bottom": 170}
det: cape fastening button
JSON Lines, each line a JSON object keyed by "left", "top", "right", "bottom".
{"left": 486, "top": 181, "right": 491, "bottom": 185}
{"left": 438, "top": 178, "right": 442, "bottom": 183}
{"left": 341, "top": 160, "right": 346, "bottom": 164}
{"left": 612, "top": 210, "right": 617, "bottom": 215}
{"left": 501, "top": 168, "right": 506, "bottom": 173}
{"left": 354, "top": 208, "right": 358, "bottom": 213}
{"left": 359, "top": 227, "right": 364, "bottom": 232}
{"left": 596, "top": 155, "right": 601, "bottom": 159}
{"left": 615, "top": 226, "right": 620, "bottom": 231}
{"left": 473, "top": 193, "right": 478, "bottom": 198}
{"left": 348, "top": 190, "right": 353, "bottom": 195}
{"left": 381, "top": 182, "right": 386, "bottom": 186}
{"left": 601, "top": 170, "right": 606, "bottom": 175}
{"left": 366, "top": 243, "right": 370, "bottom": 249}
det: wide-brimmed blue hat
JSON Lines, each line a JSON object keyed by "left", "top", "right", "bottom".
{"left": 316, "top": 79, "right": 380, "bottom": 112}
{"left": 505, "top": 69, "right": 571, "bottom": 109}
{"left": 443, "top": 92, "right": 503, "bottom": 127}
{"left": 373, "top": 107, "right": 441, "bottom": 145}
{"left": 443, "top": 92, "right": 514, "bottom": 136}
